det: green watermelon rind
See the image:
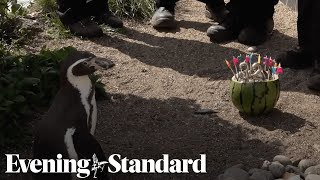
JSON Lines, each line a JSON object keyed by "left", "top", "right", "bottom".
{"left": 230, "top": 77, "right": 280, "bottom": 115}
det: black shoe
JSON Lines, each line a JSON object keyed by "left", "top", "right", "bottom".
{"left": 237, "top": 18, "right": 274, "bottom": 46}
{"left": 150, "top": 7, "right": 175, "bottom": 29}
{"left": 207, "top": 14, "right": 242, "bottom": 43}
{"left": 276, "top": 47, "right": 313, "bottom": 69}
{"left": 205, "top": 5, "right": 229, "bottom": 23}
{"left": 68, "top": 18, "right": 103, "bottom": 37}
{"left": 95, "top": 12, "right": 123, "bottom": 28}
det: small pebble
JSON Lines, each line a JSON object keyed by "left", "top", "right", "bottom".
{"left": 247, "top": 46, "right": 257, "bottom": 53}
{"left": 273, "top": 155, "right": 292, "bottom": 166}
{"left": 269, "top": 161, "right": 286, "bottom": 178}
{"left": 298, "top": 159, "right": 317, "bottom": 172}
{"left": 305, "top": 174, "right": 320, "bottom": 180}
{"left": 262, "top": 160, "right": 272, "bottom": 170}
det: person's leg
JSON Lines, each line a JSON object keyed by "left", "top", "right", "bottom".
{"left": 56, "top": 0, "right": 103, "bottom": 37}
{"left": 201, "top": 0, "right": 228, "bottom": 23}
{"left": 88, "top": 0, "right": 123, "bottom": 28}
{"left": 236, "top": 0, "right": 278, "bottom": 45}
{"left": 155, "top": 0, "right": 178, "bottom": 13}
{"left": 151, "top": 0, "right": 178, "bottom": 28}
{"left": 276, "top": 0, "right": 313, "bottom": 69}
{"left": 56, "top": 0, "right": 88, "bottom": 25}
{"left": 307, "top": 0, "right": 320, "bottom": 91}
{"left": 207, "top": 0, "right": 278, "bottom": 45}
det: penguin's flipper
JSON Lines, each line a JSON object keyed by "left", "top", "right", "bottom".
{"left": 72, "top": 130, "right": 110, "bottom": 180}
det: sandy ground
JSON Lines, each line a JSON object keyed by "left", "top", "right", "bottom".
{"left": 1, "top": 0, "right": 320, "bottom": 179}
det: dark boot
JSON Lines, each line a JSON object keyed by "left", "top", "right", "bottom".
{"left": 205, "top": 5, "right": 229, "bottom": 23}
{"left": 206, "top": 13, "right": 243, "bottom": 43}
{"left": 150, "top": 7, "right": 175, "bottom": 29}
{"left": 237, "top": 18, "right": 274, "bottom": 46}
{"left": 95, "top": 12, "right": 123, "bottom": 28}
{"left": 307, "top": 59, "right": 320, "bottom": 91}
{"left": 68, "top": 18, "right": 103, "bottom": 37}
{"left": 276, "top": 46, "right": 313, "bottom": 69}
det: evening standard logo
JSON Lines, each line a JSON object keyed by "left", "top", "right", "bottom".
{"left": 5, "top": 154, "right": 207, "bottom": 178}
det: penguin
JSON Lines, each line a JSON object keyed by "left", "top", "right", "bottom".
{"left": 33, "top": 50, "right": 114, "bottom": 180}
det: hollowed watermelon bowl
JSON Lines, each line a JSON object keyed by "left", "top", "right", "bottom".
{"left": 230, "top": 76, "right": 280, "bottom": 115}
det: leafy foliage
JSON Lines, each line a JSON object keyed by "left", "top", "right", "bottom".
{"left": 1, "top": 0, "right": 32, "bottom": 56}
{"left": 0, "top": 46, "right": 106, "bottom": 147}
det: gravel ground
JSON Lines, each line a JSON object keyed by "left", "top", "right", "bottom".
{"left": 1, "top": 0, "right": 320, "bottom": 179}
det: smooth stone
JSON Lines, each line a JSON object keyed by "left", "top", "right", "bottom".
{"left": 223, "top": 167, "right": 250, "bottom": 180}
{"left": 298, "top": 159, "right": 317, "bottom": 172}
{"left": 288, "top": 175, "right": 302, "bottom": 180}
{"left": 274, "top": 155, "right": 292, "bottom": 166}
{"left": 249, "top": 170, "right": 274, "bottom": 180}
{"left": 286, "top": 165, "right": 304, "bottom": 176}
{"left": 305, "top": 165, "right": 320, "bottom": 176}
{"left": 232, "top": 164, "right": 245, "bottom": 170}
{"left": 269, "top": 161, "right": 286, "bottom": 178}
{"left": 282, "top": 172, "right": 297, "bottom": 180}
{"left": 247, "top": 46, "right": 257, "bottom": 53}
{"left": 262, "top": 160, "right": 272, "bottom": 170}
{"left": 306, "top": 174, "right": 320, "bottom": 180}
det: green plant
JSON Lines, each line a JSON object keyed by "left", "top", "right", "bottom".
{"left": 109, "top": 0, "right": 154, "bottom": 20}
{"left": 0, "top": 46, "right": 106, "bottom": 147}
{"left": 1, "top": 0, "right": 32, "bottom": 56}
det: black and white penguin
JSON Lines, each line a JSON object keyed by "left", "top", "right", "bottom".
{"left": 33, "top": 51, "right": 114, "bottom": 180}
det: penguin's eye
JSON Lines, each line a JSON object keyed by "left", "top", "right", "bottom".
{"left": 82, "top": 61, "right": 89, "bottom": 65}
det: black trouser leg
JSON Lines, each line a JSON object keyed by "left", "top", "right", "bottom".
{"left": 57, "top": 0, "right": 109, "bottom": 25}
{"left": 155, "top": 0, "right": 178, "bottom": 12}
{"left": 226, "top": 0, "right": 278, "bottom": 24}
{"left": 297, "top": 0, "right": 313, "bottom": 51}
{"left": 198, "top": 0, "right": 225, "bottom": 11}
{"left": 311, "top": 0, "right": 320, "bottom": 58}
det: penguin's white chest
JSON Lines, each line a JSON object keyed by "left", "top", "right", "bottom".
{"left": 67, "top": 69, "right": 97, "bottom": 135}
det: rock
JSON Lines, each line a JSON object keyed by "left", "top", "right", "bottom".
{"left": 288, "top": 175, "right": 302, "bottom": 180}
{"left": 222, "top": 167, "right": 250, "bottom": 180}
{"left": 305, "top": 165, "right": 320, "bottom": 176}
{"left": 262, "top": 160, "right": 272, "bottom": 170}
{"left": 247, "top": 46, "right": 257, "bottom": 53}
{"left": 232, "top": 164, "right": 245, "bottom": 170}
{"left": 282, "top": 172, "right": 297, "bottom": 180}
{"left": 286, "top": 165, "right": 304, "bottom": 176}
{"left": 273, "top": 155, "right": 292, "bottom": 166}
{"left": 298, "top": 159, "right": 317, "bottom": 172}
{"left": 305, "top": 174, "right": 320, "bottom": 180}
{"left": 269, "top": 161, "right": 286, "bottom": 178}
{"left": 249, "top": 169, "right": 274, "bottom": 180}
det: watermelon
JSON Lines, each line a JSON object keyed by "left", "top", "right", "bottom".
{"left": 230, "top": 77, "right": 280, "bottom": 115}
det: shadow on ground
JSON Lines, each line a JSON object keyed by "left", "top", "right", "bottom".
{"left": 241, "top": 108, "right": 307, "bottom": 133}
{"left": 92, "top": 25, "right": 316, "bottom": 94}
{"left": 96, "top": 94, "right": 282, "bottom": 180}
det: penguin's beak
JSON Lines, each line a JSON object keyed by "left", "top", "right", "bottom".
{"left": 89, "top": 57, "right": 115, "bottom": 70}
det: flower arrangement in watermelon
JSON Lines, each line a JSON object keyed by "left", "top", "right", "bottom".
{"left": 225, "top": 54, "right": 283, "bottom": 115}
